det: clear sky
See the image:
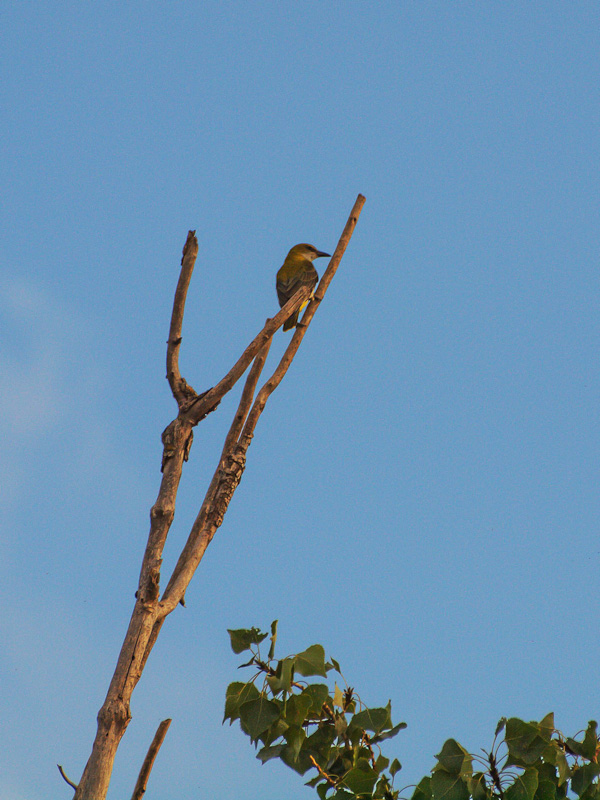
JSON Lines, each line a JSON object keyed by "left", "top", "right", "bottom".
{"left": 1, "top": 2, "right": 599, "bottom": 799}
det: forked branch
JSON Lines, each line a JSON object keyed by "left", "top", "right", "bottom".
{"left": 70, "top": 194, "right": 365, "bottom": 800}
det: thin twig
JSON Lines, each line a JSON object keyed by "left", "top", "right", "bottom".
{"left": 309, "top": 755, "right": 338, "bottom": 787}
{"left": 131, "top": 718, "right": 172, "bottom": 800}
{"left": 57, "top": 764, "right": 78, "bottom": 790}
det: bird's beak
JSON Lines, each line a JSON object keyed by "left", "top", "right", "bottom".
{"left": 316, "top": 251, "right": 331, "bottom": 258}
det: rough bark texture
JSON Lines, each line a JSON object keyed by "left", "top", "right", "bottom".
{"left": 70, "top": 194, "right": 366, "bottom": 799}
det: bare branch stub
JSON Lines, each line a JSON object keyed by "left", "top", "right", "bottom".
{"left": 131, "top": 718, "right": 172, "bottom": 800}
{"left": 167, "top": 230, "right": 200, "bottom": 407}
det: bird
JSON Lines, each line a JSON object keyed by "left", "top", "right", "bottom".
{"left": 276, "top": 244, "right": 331, "bottom": 331}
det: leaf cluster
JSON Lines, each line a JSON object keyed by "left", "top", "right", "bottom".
{"left": 413, "top": 716, "right": 600, "bottom": 800}
{"left": 224, "top": 622, "right": 406, "bottom": 800}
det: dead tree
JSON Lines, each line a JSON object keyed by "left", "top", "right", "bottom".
{"left": 63, "top": 194, "right": 366, "bottom": 799}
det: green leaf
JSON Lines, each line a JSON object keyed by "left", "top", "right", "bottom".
{"left": 305, "top": 775, "right": 323, "bottom": 788}
{"left": 539, "top": 714, "right": 555, "bottom": 741}
{"left": 284, "top": 692, "right": 313, "bottom": 727}
{"left": 571, "top": 763, "right": 600, "bottom": 797}
{"left": 267, "top": 619, "right": 278, "bottom": 660}
{"left": 343, "top": 763, "right": 379, "bottom": 794}
{"left": 256, "top": 743, "right": 284, "bottom": 763}
{"left": 302, "top": 724, "right": 337, "bottom": 766}
{"left": 390, "top": 758, "right": 402, "bottom": 777}
{"left": 412, "top": 776, "right": 433, "bottom": 800}
{"left": 375, "top": 754, "right": 390, "bottom": 773}
{"left": 577, "top": 786, "right": 600, "bottom": 800}
{"left": 567, "top": 721, "right": 598, "bottom": 761}
{"left": 505, "top": 768, "right": 539, "bottom": 800}
{"left": 266, "top": 657, "right": 295, "bottom": 695}
{"left": 284, "top": 725, "right": 307, "bottom": 762}
{"left": 375, "top": 774, "right": 393, "bottom": 798}
{"left": 305, "top": 723, "right": 336, "bottom": 752}
{"left": 555, "top": 749, "right": 570, "bottom": 786}
{"left": 295, "top": 644, "right": 328, "bottom": 677}
{"left": 534, "top": 762, "right": 558, "bottom": 800}
{"left": 261, "top": 714, "right": 288, "bottom": 746}
{"left": 431, "top": 770, "right": 470, "bottom": 800}
{"left": 330, "top": 657, "right": 341, "bottom": 673}
{"left": 434, "top": 740, "right": 472, "bottom": 777}
{"left": 301, "top": 683, "right": 330, "bottom": 715}
{"left": 468, "top": 772, "right": 490, "bottom": 800}
{"left": 239, "top": 696, "right": 281, "bottom": 740}
{"left": 283, "top": 724, "right": 337, "bottom": 776}
{"left": 350, "top": 705, "right": 392, "bottom": 735}
{"left": 334, "top": 712, "right": 348, "bottom": 738}
{"left": 223, "top": 681, "right": 259, "bottom": 723}
{"left": 333, "top": 683, "right": 345, "bottom": 710}
{"left": 281, "top": 744, "right": 314, "bottom": 775}
{"left": 542, "top": 742, "right": 559, "bottom": 766}
{"left": 496, "top": 718, "right": 507, "bottom": 738}
{"left": 316, "top": 783, "right": 329, "bottom": 800}
{"left": 371, "top": 721, "right": 408, "bottom": 744}
{"left": 332, "top": 791, "right": 355, "bottom": 800}
{"left": 228, "top": 627, "right": 268, "bottom": 654}
{"left": 535, "top": 780, "right": 557, "bottom": 800}
{"left": 505, "top": 718, "right": 549, "bottom": 766}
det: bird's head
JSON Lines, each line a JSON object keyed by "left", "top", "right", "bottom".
{"left": 286, "top": 243, "right": 331, "bottom": 262}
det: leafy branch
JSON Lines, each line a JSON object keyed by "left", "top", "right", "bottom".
{"left": 412, "top": 715, "right": 600, "bottom": 800}
{"left": 224, "top": 622, "right": 406, "bottom": 800}
{"left": 225, "top": 627, "right": 600, "bottom": 800}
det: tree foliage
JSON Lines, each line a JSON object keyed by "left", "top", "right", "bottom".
{"left": 226, "top": 625, "right": 600, "bottom": 800}
{"left": 413, "top": 715, "right": 600, "bottom": 800}
{"left": 225, "top": 621, "right": 406, "bottom": 800}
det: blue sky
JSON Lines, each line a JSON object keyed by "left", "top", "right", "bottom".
{"left": 1, "top": 2, "right": 599, "bottom": 798}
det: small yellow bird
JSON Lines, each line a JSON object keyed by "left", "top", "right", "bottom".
{"left": 276, "top": 244, "right": 331, "bottom": 331}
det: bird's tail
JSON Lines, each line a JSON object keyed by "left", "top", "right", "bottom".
{"left": 283, "top": 310, "right": 299, "bottom": 331}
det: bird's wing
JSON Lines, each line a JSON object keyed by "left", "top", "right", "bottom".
{"left": 276, "top": 265, "right": 318, "bottom": 307}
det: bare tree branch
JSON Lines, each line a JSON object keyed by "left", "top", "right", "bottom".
{"left": 131, "top": 718, "right": 172, "bottom": 800}
{"left": 181, "top": 286, "right": 310, "bottom": 423}
{"left": 157, "top": 338, "right": 272, "bottom": 615}
{"left": 156, "top": 337, "right": 272, "bottom": 617}
{"left": 166, "top": 230, "right": 199, "bottom": 406}
{"left": 240, "top": 193, "right": 366, "bottom": 444}
{"left": 71, "top": 194, "right": 366, "bottom": 800}
{"left": 223, "top": 337, "right": 273, "bottom": 454}
{"left": 157, "top": 194, "right": 366, "bottom": 615}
